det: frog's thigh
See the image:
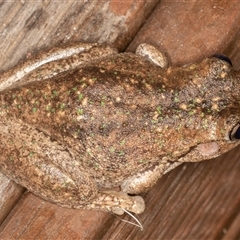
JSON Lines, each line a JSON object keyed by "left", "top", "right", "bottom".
{"left": 136, "top": 43, "right": 168, "bottom": 68}
{"left": 121, "top": 162, "right": 182, "bottom": 194}
{"left": 0, "top": 148, "right": 98, "bottom": 208}
{"left": 28, "top": 43, "right": 118, "bottom": 81}
{"left": 0, "top": 43, "right": 118, "bottom": 91}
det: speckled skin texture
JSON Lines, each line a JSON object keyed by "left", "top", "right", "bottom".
{"left": 0, "top": 43, "right": 240, "bottom": 214}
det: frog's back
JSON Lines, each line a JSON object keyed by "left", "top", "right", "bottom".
{"left": 0, "top": 53, "right": 172, "bottom": 187}
{"left": 1, "top": 51, "right": 239, "bottom": 189}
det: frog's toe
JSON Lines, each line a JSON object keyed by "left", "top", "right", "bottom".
{"left": 105, "top": 191, "right": 145, "bottom": 215}
{"left": 111, "top": 195, "right": 145, "bottom": 215}
{"left": 128, "top": 195, "right": 145, "bottom": 215}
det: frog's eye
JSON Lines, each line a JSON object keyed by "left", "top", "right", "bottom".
{"left": 212, "top": 54, "right": 232, "bottom": 66}
{"left": 230, "top": 124, "right": 240, "bottom": 140}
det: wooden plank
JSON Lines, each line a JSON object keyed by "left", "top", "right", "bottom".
{"left": 0, "top": 193, "right": 115, "bottom": 240}
{"left": 128, "top": 0, "right": 240, "bottom": 69}
{"left": 0, "top": 173, "right": 24, "bottom": 224}
{"left": 0, "top": 0, "right": 159, "bottom": 71}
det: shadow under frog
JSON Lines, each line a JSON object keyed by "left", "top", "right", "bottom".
{"left": 0, "top": 43, "right": 240, "bottom": 215}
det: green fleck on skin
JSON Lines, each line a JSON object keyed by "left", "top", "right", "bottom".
{"left": 77, "top": 109, "right": 84, "bottom": 115}
{"left": 78, "top": 93, "right": 83, "bottom": 101}
{"left": 53, "top": 90, "right": 58, "bottom": 96}
{"left": 60, "top": 103, "right": 65, "bottom": 109}
{"left": 188, "top": 111, "right": 195, "bottom": 116}
{"left": 119, "top": 151, "right": 125, "bottom": 156}
{"left": 109, "top": 147, "right": 115, "bottom": 153}
{"left": 29, "top": 152, "right": 34, "bottom": 157}
{"left": 156, "top": 106, "right": 162, "bottom": 115}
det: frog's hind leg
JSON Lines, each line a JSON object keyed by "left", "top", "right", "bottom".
{"left": 0, "top": 120, "right": 144, "bottom": 215}
{"left": 0, "top": 42, "right": 118, "bottom": 91}
{"left": 136, "top": 43, "right": 168, "bottom": 68}
{"left": 121, "top": 161, "right": 182, "bottom": 194}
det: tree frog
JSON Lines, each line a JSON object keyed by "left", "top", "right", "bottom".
{"left": 0, "top": 43, "right": 239, "bottom": 215}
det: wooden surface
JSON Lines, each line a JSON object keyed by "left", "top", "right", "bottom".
{"left": 0, "top": 1, "right": 240, "bottom": 239}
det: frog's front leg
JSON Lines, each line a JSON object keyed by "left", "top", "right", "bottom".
{"left": 0, "top": 42, "right": 118, "bottom": 91}
{"left": 121, "top": 161, "right": 182, "bottom": 194}
{"left": 85, "top": 191, "right": 145, "bottom": 215}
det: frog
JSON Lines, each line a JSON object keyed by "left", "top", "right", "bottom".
{"left": 0, "top": 42, "right": 240, "bottom": 216}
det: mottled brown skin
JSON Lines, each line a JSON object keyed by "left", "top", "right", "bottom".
{"left": 0, "top": 43, "right": 240, "bottom": 214}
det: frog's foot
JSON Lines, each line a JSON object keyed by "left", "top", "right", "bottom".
{"left": 121, "top": 161, "right": 182, "bottom": 194}
{"left": 85, "top": 191, "right": 145, "bottom": 215}
{"left": 136, "top": 43, "right": 168, "bottom": 68}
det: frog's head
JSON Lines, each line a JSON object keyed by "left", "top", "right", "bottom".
{"left": 197, "top": 54, "right": 240, "bottom": 157}
{"left": 163, "top": 54, "right": 240, "bottom": 162}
